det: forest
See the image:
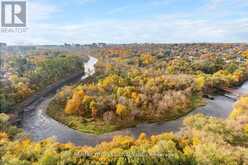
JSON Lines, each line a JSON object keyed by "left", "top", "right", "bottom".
{"left": 0, "top": 51, "right": 86, "bottom": 113}
{"left": 48, "top": 44, "right": 248, "bottom": 134}
{"left": 0, "top": 94, "right": 248, "bottom": 164}
{"left": 1, "top": 44, "right": 248, "bottom": 164}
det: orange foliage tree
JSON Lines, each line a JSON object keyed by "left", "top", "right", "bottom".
{"left": 64, "top": 90, "right": 85, "bottom": 115}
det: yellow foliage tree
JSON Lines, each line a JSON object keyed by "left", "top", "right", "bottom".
{"left": 64, "top": 90, "right": 85, "bottom": 115}
{"left": 131, "top": 92, "right": 141, "bottom": 104}
{"left": 16, "top": 82, "right": 33, "bottom": 99}
{"left": 90, "top": 101, "right": 98, "bottom": 119}
{"left": 242, "top": 50, "right": 248, "bottom": 59}
{"left": 195, "top": 75, "right": 206, "bottom": 91}
{"left": 116, "top": 104, "right": 129, "bottom": 119}
{"left": 0, "top": 132, "right": 8, "bottom": 141}
{"left": 141, "top": 53, "right": 155, "bottom": 65}
{"left": 230, "top": 96, "right": 248, "bottom": 119}
{"left": 233, "top": 70, "right": 242, "bottom": 82}
{"left": 99, "top": 74, "right": 126, "bottom": 90}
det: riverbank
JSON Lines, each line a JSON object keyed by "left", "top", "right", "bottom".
{"left": 46, "top": 95, "right": 204, "bottom": 135}
{"left": 2, "top": 94, "right": 248, "bottom": 164}
{"left": 47, "top": 79, "right": 248, "bottom": 135}
{"left": 20, "top": 55, "right": 248, "bottom": 146}
{"left": 8, "top": 71, "right": 85, "bottom": 125}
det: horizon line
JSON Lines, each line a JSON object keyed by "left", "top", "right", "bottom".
{"left": 2, "top": 42, "right": 248, "bottom": 47}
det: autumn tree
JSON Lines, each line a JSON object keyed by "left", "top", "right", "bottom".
{"left": 64, "top": 90, "right": 84, "bottom": 115}
{"left": 242, "top": 50, "right": 248, "bottom": 59}
{"left": 116, "top": 104, "right": 129, "bottom": 119}
{"left": 140, "top": 53, "right": 155, "bottom": 65}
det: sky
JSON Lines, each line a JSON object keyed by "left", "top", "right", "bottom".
{"left": 0, "top": 0, "right": 248, "bottom": 45}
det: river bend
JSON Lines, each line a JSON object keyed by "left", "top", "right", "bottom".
{"left": 21, "top": 57, "right": 248, "bottom": 146}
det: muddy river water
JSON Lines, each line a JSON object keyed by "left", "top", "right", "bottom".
{"left": 21, "top": 57, "right": 248, "bottom": 146}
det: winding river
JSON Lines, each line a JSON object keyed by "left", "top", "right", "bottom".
{"left": 21, "top": 57, "right": 248, "bottom": 146}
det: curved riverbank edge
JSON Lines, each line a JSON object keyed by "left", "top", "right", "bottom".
{"left": 20, "top": 54, "right": 248, "bottom": 146}
{"left": 10, "top": 71, "right": 85, "bottom": 125}
{"left": 40, "top": 79, "right": 248, "bottom": 146}
{"left": 46, "top": 94, "right": 204, "bottom": 135}
{"left": 26, "top": 88, "right": 239, "bottom": 147}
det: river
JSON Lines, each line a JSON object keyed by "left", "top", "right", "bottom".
{"left": 21, "top": 57, "right": 248, "bottom": 146}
